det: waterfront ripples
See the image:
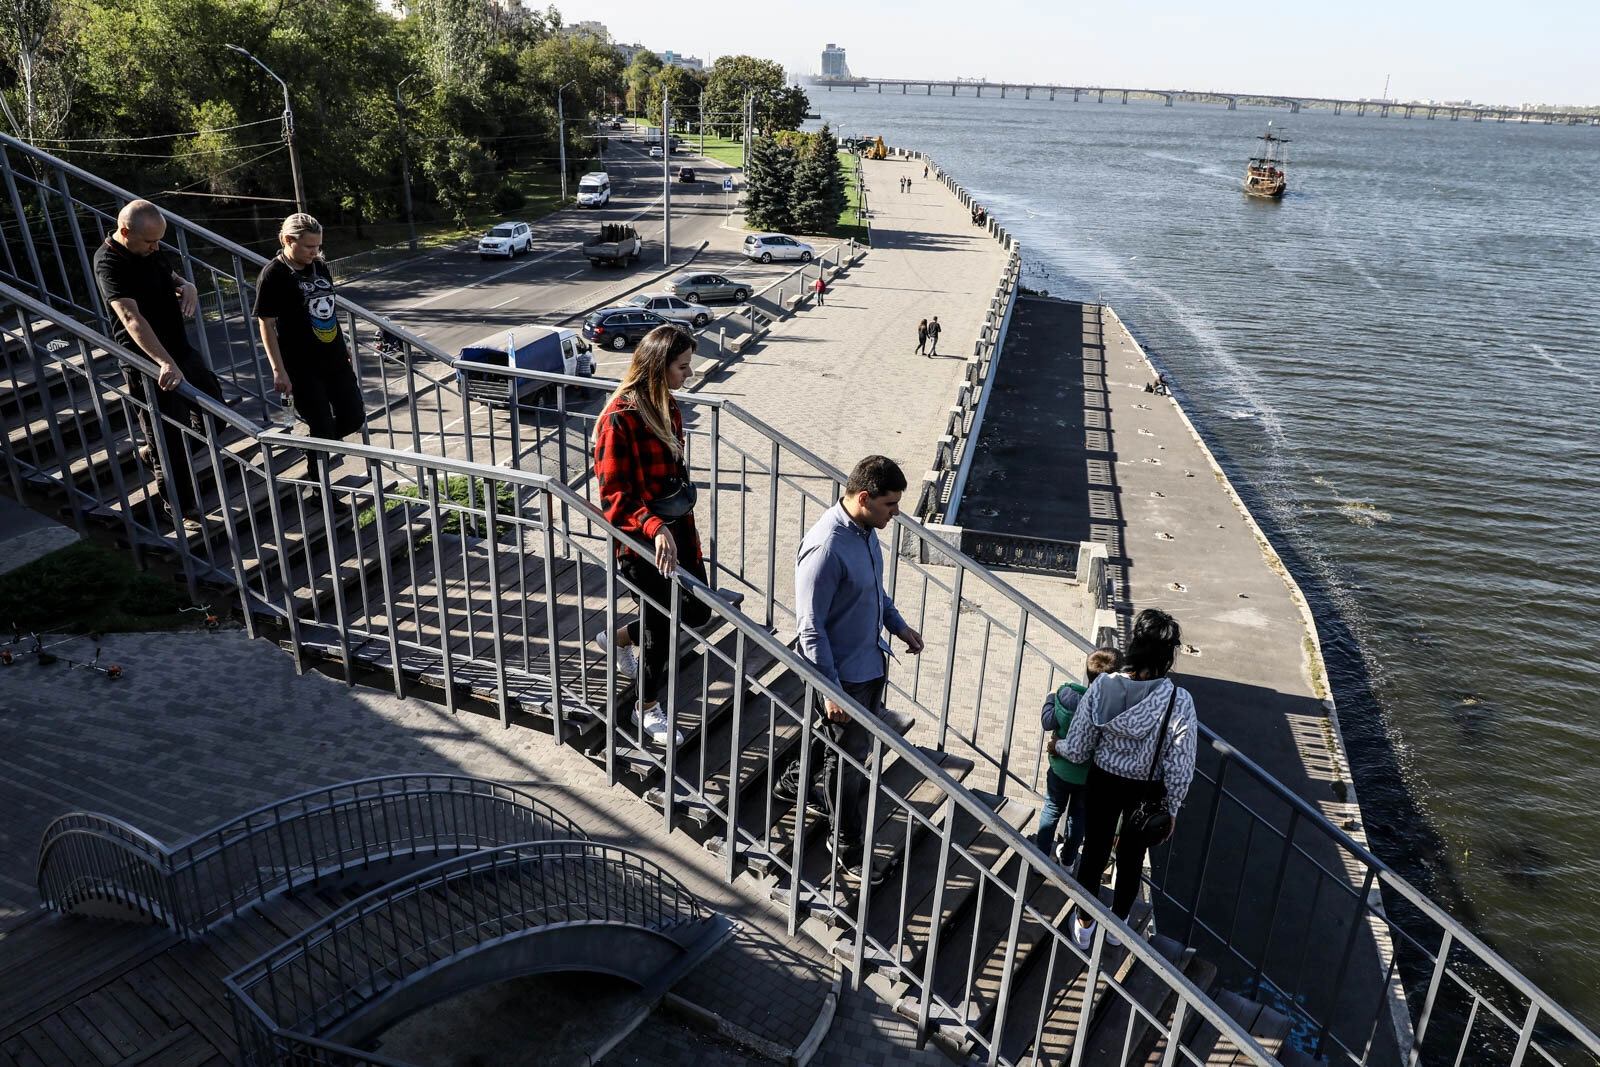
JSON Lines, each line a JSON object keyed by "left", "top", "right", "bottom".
{"left": 810, "top": 93, "right": 1600, "bottom": 1023}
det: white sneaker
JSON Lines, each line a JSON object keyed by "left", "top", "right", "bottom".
{"left": 1071, "top": 913, "right": 1096, "bottom": 951}
{"left": 1106, "top": 927, "right": 1123, "bottom": 948}
{"left": 633, "top": 703, "right": 683, "bottom": 746}
{"left": 595, "top": 629, "right": 638, "bottom": 678}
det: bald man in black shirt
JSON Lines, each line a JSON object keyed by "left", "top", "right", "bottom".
{"left": 92, "top": 199, "right": 224, "bottom": 526}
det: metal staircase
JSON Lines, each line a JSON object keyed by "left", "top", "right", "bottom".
{"left": 5, "top": 130, "right": 1599, "bottom": 1066}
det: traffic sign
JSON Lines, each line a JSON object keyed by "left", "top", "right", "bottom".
{"left": 722, "top": 177, "right": 734, "bottom": 192}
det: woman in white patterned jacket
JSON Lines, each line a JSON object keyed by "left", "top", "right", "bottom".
{"left": 1056, "top": 608, "right": 1198, "bottom": 951}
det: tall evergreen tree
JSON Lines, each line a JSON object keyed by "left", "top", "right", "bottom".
{"left": 744, "top": 134, "right": 796, "bottom": 232}
{"left": 791, "top": 124, "right": 848, "bottom": 234}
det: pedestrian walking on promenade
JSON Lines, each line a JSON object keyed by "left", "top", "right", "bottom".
{"left": 92, "top": 199, "right": 225, "bottom": 529}
{"left": 778, "top": 455, "right": 925, "bottom": 884}
{"left": 925, "top": 315, "right": 941, "bottom": 356}
{"left": 915, "top": 318, "right": 928, "bottom": 356}
{"left": 253, "top": 213, "right": 366, "bottom": 482}
{"left": 591, "top": 325, "right": 710, "bottom": 748}
{"left": 813, "top": 274, "right": 826, "bottom": 306}
{"left": 1058, "top": 608, "right": 1198, "bottom": 950}
{"left": 1036, "top": 647, "right": 1122, "bottom": 869}
{"left": 923, "top": 163, "right": 929, "bottom": 179}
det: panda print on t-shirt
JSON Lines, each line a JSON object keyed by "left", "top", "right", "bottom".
{"left": 297, "top": 268, "right": 339, "bottom": 344}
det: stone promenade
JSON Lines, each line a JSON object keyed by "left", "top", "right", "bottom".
{"left": 694, "top": 155, "right": 1008, "bottom": 476}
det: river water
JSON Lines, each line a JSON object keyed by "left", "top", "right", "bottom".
{"left": 805, "top": 90, "right": 1600, "bottom": 1026}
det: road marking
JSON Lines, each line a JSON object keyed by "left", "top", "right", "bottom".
{"left": 564, "top": 269, "right": 585, "bottom": 279}
{"left": 405, "top": 243, "right": 579, "bottom": 311}
{"left": 487, "top": 294, "right": 522, "bottom": 310}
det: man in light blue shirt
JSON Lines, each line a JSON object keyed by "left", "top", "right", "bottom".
{"left": 786, "top": 455, "right": 924, "bottom": 882}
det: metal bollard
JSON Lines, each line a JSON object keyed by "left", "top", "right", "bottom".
{"left": 719, "top": 328, "right": 726, "bottom": 357}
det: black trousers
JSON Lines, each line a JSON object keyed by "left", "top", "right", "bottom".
{"left": 818, "top": 673, "right": 887, "bottom": 849}
{"left": 287, "top": 354, "right": 365, "bottom": 472}
{"left": 616, "top": 522, "right": 711, "bottom": 706}
{"left": 127, "top": 349, "right": 224, "bottom": 513}
{"left": 1076, "top": 763, "right": 1159, "bottom": 920}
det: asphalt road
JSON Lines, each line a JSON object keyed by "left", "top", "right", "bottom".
{"left": 339, "top": 124, "right": 807, "bottom": 368}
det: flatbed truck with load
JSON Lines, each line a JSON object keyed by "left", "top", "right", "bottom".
{"left": 582, "top": 224, "right": 642, "bottom": 268}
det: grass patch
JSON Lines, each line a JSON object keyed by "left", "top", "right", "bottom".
{"left": 358, "top": 475, "right": 518, "bottom": 546}
{"left": 833, "top": 151, "right": 871, "bottom": 245}
{"left": 0, "top": 540, "right": 194, "bottom": 635}
{"left": 627, "top": 118, "right": 745, "bottom": 167}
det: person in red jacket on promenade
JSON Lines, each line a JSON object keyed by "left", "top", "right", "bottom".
{"left": 591, "top": 325, "right": 710, "bottom": 747}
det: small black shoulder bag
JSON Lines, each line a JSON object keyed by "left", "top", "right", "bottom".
{"left": 1127, "top": 684, "right": 1178, "bottom": 847}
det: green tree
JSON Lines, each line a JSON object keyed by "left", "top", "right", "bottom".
{"left": 790, "top": 124, "right": 846, "bottom": 234}
{"left": 0, "top": 0, "right": 77, "bottom": 140}
{"left": 652, "top": 64, "right": 702, "bottom": 131}
{"left": 702, "top": 54, "right": 784, "bottom": 141}
{"left": 623, "top": 49, "right": 661, "bottom": 116}
{"left": 743, "top": 134, "right": 795, "bottom": 232}
{"left": 414, "top": 0, "right": 491, "bottom": 86}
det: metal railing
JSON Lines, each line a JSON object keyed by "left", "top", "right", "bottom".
{"left": 7, "top": 131, "right": 1600, "bottom": 1065}
{"left": 36, "top": 775, "right": 585, "bottom": 937}
{"left": 225, "top": 840, "right": 713, "bottom": 1067}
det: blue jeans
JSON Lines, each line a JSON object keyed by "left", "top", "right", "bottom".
{"left": 1036, "top": 769, "right": 1086, "bottom": 867}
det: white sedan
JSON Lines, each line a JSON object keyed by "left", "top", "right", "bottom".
{"left": 626, "top": 292, "right": 713, "bottom": 329}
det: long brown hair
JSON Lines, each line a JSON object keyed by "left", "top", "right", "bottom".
{"left": 610, "top": 325, "right": 695, "bottom": 458}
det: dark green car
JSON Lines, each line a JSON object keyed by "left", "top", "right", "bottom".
{"left": 664, "top": 272, "right": 751, "bottom": 305}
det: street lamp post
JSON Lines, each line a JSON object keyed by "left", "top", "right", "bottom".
{"left": 662, "top": 91, "right": 671, "bottom": 266}
{"left": 557, "top": 79, "right": 578, "bottom": 205}
{"left": 395, "top": 73, "right": 418, "bottom": 251}
{"left": 226, "top": 44, "right": 305, "bottom": 215}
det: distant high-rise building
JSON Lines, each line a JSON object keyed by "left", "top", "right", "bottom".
{"left": 820, "top": 44, "right": 851, "bottom": 79}
{"left": 660, "top": 50, "right": 705, "bottom": 72}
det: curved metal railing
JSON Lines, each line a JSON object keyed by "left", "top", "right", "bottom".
{"left": 35, "top": 811, "right": 181, "bottom": 926}
{"left": 36, "top": 775, "right": 586, "bottom": 937}
{"left": 225, "top": 841, "right": 710, "bottom": 1067}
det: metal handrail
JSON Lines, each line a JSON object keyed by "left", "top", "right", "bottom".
{"left": 225, "top": 840, "right": 710, "bottom": 1066}
{"left": 35, "top": 775, "right": 586, "bottom": 937}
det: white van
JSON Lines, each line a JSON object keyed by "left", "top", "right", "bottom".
{"left": 576, "top": 172, "right": 610, "bottom": 207}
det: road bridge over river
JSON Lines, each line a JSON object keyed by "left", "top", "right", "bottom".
{"left": 811, "top": 77, "right": 1599, "bottom": 125}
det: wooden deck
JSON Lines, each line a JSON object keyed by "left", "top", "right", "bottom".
{"left": 0, "top": 887, "right": 361, "bottom": 1066}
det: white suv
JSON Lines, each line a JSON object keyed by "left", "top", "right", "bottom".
{"left": 743, "top": 234, "right": 814, "bottom": 263}
{"left": 478, "top": 222, "right": 532, "bottom": 260}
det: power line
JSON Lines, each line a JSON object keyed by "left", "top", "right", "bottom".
{"left": 34, "top": 119, "right": 281, "bottom": 144}
{"left": 45, "top": 138, "right": 288, "bottom": 160}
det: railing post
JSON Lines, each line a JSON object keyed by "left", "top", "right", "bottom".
{"left": 915, "top": 799, "right": 956, "bottom": 1044}
{"left": 937, "top": 565, "right": 964, "bottom": 752}
{"left": 708, "top": 405, "right": 721, "bottom": 589}
{"left": 1406, "top": 929, "right": 1454, "bottom": 1066}
{"left": 662, "top": 579, "right": 683, "bottom": 835}
{"left": 724, "top": 630, "right": 747, "bottom": 883}
{"left": 483, "top": 479, "right": 511, "bottom": 725}
{"left": 851, "top": 734, "right": 885, "bottom": 989}
{"left": 789, "top": 683, "right": 816, "bottom": 937}
{"left": 987, "top": 859, "right": 1031, "bottom": 1066}
{"left": 541, "top": 497, "right": 564, "bottom": 742}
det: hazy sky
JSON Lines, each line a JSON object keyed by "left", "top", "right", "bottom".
{"left": 574, "top": 0, "right": 1595, "bottom": 107}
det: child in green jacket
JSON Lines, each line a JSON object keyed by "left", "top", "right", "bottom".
{"left": 1037, "top": 647, "right": 1122, "bottom": 867}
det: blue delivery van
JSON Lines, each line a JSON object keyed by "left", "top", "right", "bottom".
{"left": 457, "top": 324, "right": 592, "bottom": 403}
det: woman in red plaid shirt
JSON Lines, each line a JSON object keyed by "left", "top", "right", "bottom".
{"left": 592, "top": 325, "right": 711, "bottom": 746}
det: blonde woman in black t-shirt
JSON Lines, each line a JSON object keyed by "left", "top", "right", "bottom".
{"left": 253, "top": 214, "right": 365, "bottom": 481}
